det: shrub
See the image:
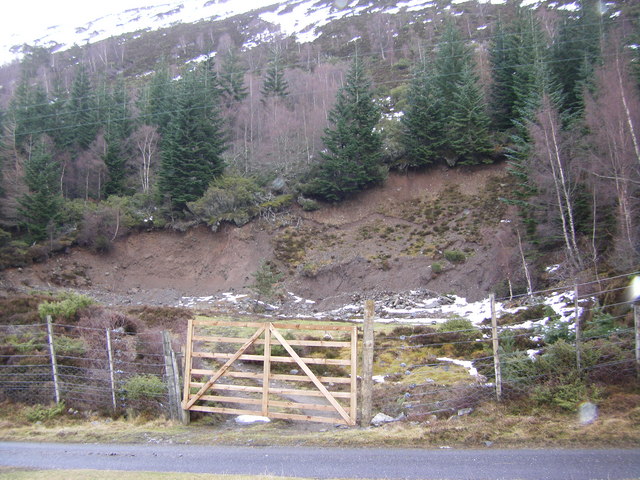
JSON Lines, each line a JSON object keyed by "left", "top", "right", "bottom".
{"left": 38, "top": 293, "right": 95, "bottom": 322}
{"left": 122, "top": 375, "right": 166, "bottom": 401}
{"left": 298, "top": 196, "right": 319, "bottom": 212}
{"left": 188, "top": 175, "right": 265, "bottom": 229}
{"left": 251, "top": 261, "right": 284, "bottom": 300}
{"left": 25, "top": 402, "right": 66, "bottom": 422}
{"left": 444, "top": 250, "right": 466, "bottom": 263}
{"left": 431, "top": 262, "right": 443, "bottom": 274}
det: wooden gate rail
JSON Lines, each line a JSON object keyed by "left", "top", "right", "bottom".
{"left": 182, "top": 319, "right": 358, "bottom": 426}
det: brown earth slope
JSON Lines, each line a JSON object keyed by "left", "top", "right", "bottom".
{"left": 0, "top": 163, "right": 520, "bottom": 309}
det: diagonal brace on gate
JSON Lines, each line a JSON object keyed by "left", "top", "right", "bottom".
{"left": 269, "top": 324, "right": 354, "bottom": 425}
{"left": 183, "top": 324, "right": 266, "bottom": 410}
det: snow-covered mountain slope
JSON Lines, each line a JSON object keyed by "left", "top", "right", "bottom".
{"left": 1, "top": 0, "right": 577, "bottom": 66}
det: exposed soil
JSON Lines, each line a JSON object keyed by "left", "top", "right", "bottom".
{"left": 0, "top": 162, "right": 518, "bottom": 310}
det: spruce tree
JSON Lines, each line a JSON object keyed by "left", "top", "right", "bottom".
{"left": 306, "top": 56, "right": 383, "bottom": 201}
{"left": 401, "top": 60, "right": 444, "bottom": 168}
{"left": 261, "top": 47, "right": 289, "bottom": 99}
{"left": 103, "top": 77, "right": 132, "bottom": 197}
{"left": 552, "top": 0, "right": 604, "bottom": 116}
{"left": 446, "top": 64, "right": 493, "bottom": 165}
{"left": 143, "top": 60, "right": 175, "bottom": 135}
{"left": 17, "top": 141, "right": 62, "bottom": 241}
{"left": 67, "top": 64, "right": 97, "bottom": 150}
{"left": 489, "top": 19, "right": 519, "bottom": 130}
{"left": 219, "top": 49, "right": 248, "bottom": 104}
{"left": 9, "top": 73, "right": 50, "bottom": 150}
{"left": 158, "top": 67, "right": 227, "bottom": 210}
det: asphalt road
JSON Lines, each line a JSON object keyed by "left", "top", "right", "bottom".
{"left": 0, "top": 442, "right": 638, "bottom": 479}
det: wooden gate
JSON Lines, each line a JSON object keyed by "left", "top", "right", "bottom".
{"left": 182, "top": 319, "right": 358, "bottom": 426}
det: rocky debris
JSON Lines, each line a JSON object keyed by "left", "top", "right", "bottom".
{"left": 370, "top": 412, "right": 395, "bottom": 426}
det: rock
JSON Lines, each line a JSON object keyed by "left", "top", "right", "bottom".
{"left": 371, "top": 412, "right": 395, "bottom": 426}
{"left": 457, "top": 407, "right": 474, "bottom": 416}
{"left": 290, "top": 369, "right": 299, "bottom": 375}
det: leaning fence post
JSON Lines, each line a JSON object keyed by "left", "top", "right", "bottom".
{"left": 490, "top": 294, "right": 502, "bottom": 401}
{"left": 181, "top": 319, "right": 194, "bottom": 425}
{"left": 46, "top": 315, "right": 61, "bottom": 405}
{"left": 574, "top": 285, "right": 582, "bottom": 373}
{"left": 360, "top": 299, "right": 375, "bottom": 427}
{"left": 106, "top": 328, "right": 117, "bottom": 411}
{"left": 635, "top": 304, "right": 639, "bottom": 380}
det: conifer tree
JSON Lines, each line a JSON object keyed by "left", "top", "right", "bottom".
{"left": 306, "top": 56, "right": 383, "bottom": 201}
{"left": 158, "top": 67, "right": 227, "bottom": 210}
{"left": 261, "top": 47, "right": 289, "bottom": 99}
{"left": 446, "top": 64, "right": 493, "bottom": 165}
{"left": 219, "top": 49, "right": 248, "bottom": 104}
{"left": 67, "top": 64, "right": 97, "bottom": 150}
{"left": 143, "top": 60, "right": 175, "bottom": 135}
{"left": 552, "top": 0, "right": 604, "bottom": 115}
{"left": 103, "top": 78, "right": 132, "bottom": 197}
{"left": 9, "top": 73, "right": 50, "bottom": 150}
{"left": 489, "top": 19, "right": 519, "bottom": 130}
{"left": 17, "top": 141, "right": 62, "bottom": 241}
{"left": 401, "top": 60, "right": 444, "bottom": 168}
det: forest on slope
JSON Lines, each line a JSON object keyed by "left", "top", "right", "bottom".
{"left": 0, "top": 0, "right": 638, "bottom": 295}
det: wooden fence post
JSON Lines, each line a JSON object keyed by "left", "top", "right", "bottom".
{"left": 181, "top": 319, "right": 194, "bottom": 425}
{"left": 162, "top": 331, "right": 183, "bottom": 422}
{"left": 105, "top": 329, "right": 117, "bottom": 411}
{"left": 574, "top": 285, "right": 582, "bottom": 373}
{"left": 361, "top": 300, "right": 375, "bottom": 427}
{"left": 46, "top": 315, "right": 61, "bottom": 405}
{"left": 490, "top": 294, "right": 502, "bottom": 402}
{"left": 262, "top": 324, "right": 272, "bottom": 417}
{"left": 635, "top": 305, "right": 639, "bottom": 380}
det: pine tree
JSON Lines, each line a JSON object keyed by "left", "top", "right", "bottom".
{"left": 434, "top": 20, "right": 472, "bottom": 111}
{"left": 306, "top": 56, "right": 383, "bottom": 201}
{"left": 219, "top": 49, "right": 248, "bottom": 104}
{"left": 142, "top": 60, "right": 175, "bottom": 135}
{"left": 17, "top": 141, "right": 62, "bottom": 241}
{"left": 9, "top": 73, "right": 50, "bottom": 150}
{"left": 401, "top": 60, "right": 444, "bottom": 168}
{"left": 261, "top": 47, "right": 289, "bottom": 99}
{"left": 103, "top": 77, "right": 132, "bottom": 197}
{"left": 446, "top": 64, "right": 493, "bottom": 165}
{"left": 552, "top": 0, "right": 604, "bottom": 116}
{"left": 489, "top": 19, "right": 519, "bottom": 130}
{"left": 158, "top": 67, "right": 227, "bottom": 210}
{"left": 67, "top": 64, "right": 97, "bottom": 150}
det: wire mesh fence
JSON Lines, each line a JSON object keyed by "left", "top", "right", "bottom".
{"left": 1, "top": 272, "right": 638, "bottom": 424}
{"left": 0, "top": 320, "right": 181, "bottom": 417}
{"left": 371, "top": 275, "right": 639, "bottom": 421}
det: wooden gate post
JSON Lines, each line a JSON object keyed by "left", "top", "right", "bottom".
{"left": 361, "top": 300, "right": 375, "bottom": 426}
{"left": 490, "top": 294, "right": 502, "bottom": 401}
{"left": 46, "top": 315, "right": 61, "bottom": 405}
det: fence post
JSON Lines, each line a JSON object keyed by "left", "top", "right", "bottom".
{"left": 105, "top": 329, "right": 117, "bottom": 411}
{"left": 360, "top": 299, "right": 375, "bottom": 427}
{"left": 262, "top": 323, "right": 272, "bottom": 417}
{"left": 46, "top": 315, "right": 61, "bottom": 405}
{"left": 162, "top": 331, "right": 182, "bottom": 422}
{"left": 181, "top": 320, "right": 194, "bottom": 425}
{"left": 574, "top": 285, "right": 582, "bottom": 373}
{"left": 490, "top": 294, "right": 502, "bottom": 402}
{"left": 635, "top": 304, "right": 639, "bottom": 380}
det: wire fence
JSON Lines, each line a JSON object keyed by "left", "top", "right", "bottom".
{"left": 1, "top": 273, "right": 638, "bottom": 424}
{"left": 0, "top": 320, "right": 182, "bottom": 417}
{"left": 371, "top": 277, "right": 640, "bottom": 421}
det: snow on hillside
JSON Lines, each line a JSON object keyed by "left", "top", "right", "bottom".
{"left": 1, "top": 0, "right": 513, "bottom": 66}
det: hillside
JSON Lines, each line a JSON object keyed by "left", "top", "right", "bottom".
{"left": 0, "top": 163, "right": 516, "bottom": 309}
